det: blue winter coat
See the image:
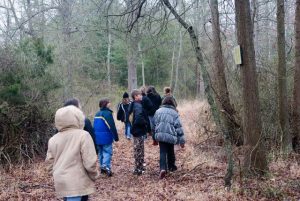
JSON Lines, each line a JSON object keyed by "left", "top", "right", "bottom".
{"left": 94, "top": 107, "right": 119, "bottom": 145}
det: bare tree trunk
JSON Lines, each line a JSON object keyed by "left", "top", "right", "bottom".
{"left": 195, "top": 63, "right": 202, "bottom": 99}
{"left": 235, "top": 0, "right": 268, "bottom": 174}
{"left": 292, "top": 0, "right": 300, "bottom": 153}
{"left": 8, "top": 0, "right": 25, "bottom": 39}
{"left": 25, "top": 0, "right": 35, "bottom": 37}
{"left": 173, "top": 29, "right": 182, "bottom": 96}
{"left": 107, "top": 28, "right": 112, "bottom": 87}
{"left": 127, "top": 38, "right": 138, "bottom": 92}
{"left": 277, "top": 0, "right": 292, "bottom": 153}
{"left": 138, "top": 42, "right": 145, "bottom": 87}
{"left": 195, "top": 0, "right": 203, "bottom": 99}
{"left": 59, "top": 0, "right": 73, "bottom": 99}
{"left": 162, "top": 0, "right": 234, "bottom": 187}
{"left": 170, "top": 33, "right": 177, "bottom": 88}
{"left": 210, "top": 0, "right": 242, "bottom": 146}
{"left": 4, "top": 1, "right": 11, "bottom": 46}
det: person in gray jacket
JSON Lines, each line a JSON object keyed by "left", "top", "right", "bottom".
{"left": 154, "top": 96, "right": 185, "bottom": 179}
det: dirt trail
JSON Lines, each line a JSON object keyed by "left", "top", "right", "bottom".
{"left": 1, "top": 101, "right": 299, "bottom": 200}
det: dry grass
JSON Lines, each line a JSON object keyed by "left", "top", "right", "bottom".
{"left": 0, "top": 100, "right": 299, "bottom": 200}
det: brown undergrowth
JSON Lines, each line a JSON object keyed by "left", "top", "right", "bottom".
{"left": 0, "top": 101, "right": 299, "bottom": 200}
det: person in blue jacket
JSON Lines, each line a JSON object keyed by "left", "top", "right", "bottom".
{"left": 94, "top": 98, "right": 119, "bottom": 177}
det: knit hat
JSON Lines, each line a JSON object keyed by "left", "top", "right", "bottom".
{"left": 123, "top": 92, "right": 129, "bottom": 99}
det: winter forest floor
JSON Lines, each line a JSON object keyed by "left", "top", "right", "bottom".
{"left": 0, "top": 101, "right": 300, "bottom": 201}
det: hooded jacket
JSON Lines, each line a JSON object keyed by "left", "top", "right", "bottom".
{"left": 154, "top": 105, "right": 185, "bottom": 144}
{"left": 45, "top": 106, "right": 99, "bottom": 198}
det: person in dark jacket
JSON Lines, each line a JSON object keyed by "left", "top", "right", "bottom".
{"left": 117, "top": 92, "right": 132, "bottom": 140}
{"left": 146, "top": 86, "right": 162, "bottom": 134}
{"left": 94, "top": 98, "right": 119, "bottom": 177}
{"left": 129, "top": 89, "right": 150, "bottom": 175}
{"left": 162, "top": 86, "right": 178, "bottom": 108}
{"left": 140, "top": 86, "right": 153, "bottom": 137}
{"left": 63, "top": 98, "right": 97, "bottom": 154}
{"left": 154, "top": 96, "right": 185, "bottom": 179}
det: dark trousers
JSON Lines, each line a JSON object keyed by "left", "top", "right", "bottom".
{"left": 133, "top": 136, "right": 144, "bottom": 170}
{"left": 159, "top": 141, "right": 176, "bottom": 171}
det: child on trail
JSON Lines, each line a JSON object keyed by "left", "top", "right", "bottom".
{"left": 130, "top": 89, "right": 150, "bottom": 175}
{"left": 154, "top": 96, "right": 185, "bottom": 179}
{"left": 63, "top": 98, "right": 97, "bottom": 152}
{"left": 94, "top": 98, "right": 119, "bottom": 177}
{"left": 162, "top": 86, "right": 178, "bottom": 108}
{"left": 117, "top": 92, "right": 132, "bottom": 140}
{"left": 146, "top": 86, "right": 162, "bottom": 134}
{"left": 46, "top": 105, "right": 99, "bottom": 201}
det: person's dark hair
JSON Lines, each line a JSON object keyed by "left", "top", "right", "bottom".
{"left": 122, "top": 92, "right": 129, "bottom": 99}
{"left": 99, "top": 98, "right": 110, "bottom": 108}
{"left": 63, "top": 98, "right": 80, "bottom": 108}
{"left": 162, "top": 96, "right": 176, "bottom": 107}
{"left": 146, "top": 85, "right": 159, "bottom": 96}
{"left": 164, "top": 87, "right": 172, "bottom": 95}
{"left": 131, "top": 89, "right": 141, "bottom": 100}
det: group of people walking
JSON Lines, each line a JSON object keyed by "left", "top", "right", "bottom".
{"left": 45, "top": 86, "right": 185, "bottom": 201}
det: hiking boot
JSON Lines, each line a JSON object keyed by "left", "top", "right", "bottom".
{"left": 169, "top": 165, "right": 177, "bottom": 172}
{"left": 106, "top": 169, "right": 113, "bottom": 177}
{"left": 159, "top": 170, "right": 166, "bottom": 179}
{"left": 100, "top": 168, "right": 106, "bottom": 174}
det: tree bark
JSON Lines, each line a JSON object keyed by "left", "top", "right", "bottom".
{"left": 235, "top": 0, "right": 268, "bottom": 174}
{"left": 107, "top": 28, "right": 112, "bottom": 87}
{"left": 170, "top": 33, "right": 177, "bottom": 88}
{"left": 277, "top": 0, "right": 292, "bottom": 153}
{"left": 292, "top": 0, "right": 300, "bottom": 153}
{"left": 59, "top": 0, "right": 73, "bottom": 99}
{"left": 127, "top": 38, "right": 138, "bottom": 92}
{"left": 174, "top": 29, "right": 182, "bottom": 96}
{"left": 210, "top": 0, "right": 242, "bottom": 146}
{"left": 138, "top": 42, "right": 145, "bottom": 87}
{"left": 25, "top": 0, "right": 35, "bottom": 37}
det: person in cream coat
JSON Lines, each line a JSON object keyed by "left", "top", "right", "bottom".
{"left": 46, "top": 105, "right": 99, "bottom": 201}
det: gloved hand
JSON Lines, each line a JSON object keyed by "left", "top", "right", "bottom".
{"left": 152, "top": 140, "right": 158, "bottom": 146}
{"left": 180, "top": 144, "right": 185, "bottom": 148}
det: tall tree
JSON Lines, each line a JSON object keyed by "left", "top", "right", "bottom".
{"left": 173, "top": 29, "right": 182, "bottom": 96}
{"left": 127, "top": 36, "right": 138, "bottom": 92}
{"left": 138, "top": 42, "right": 145, "bottom": 87}
{"left": 162, "top": 0, "right": 234, "bottom": 187}
{"left": 210, "top": 0, "right": 242, "bottom": 145}
{"left": 59, "top": 0, "right": 73, "bottom": 99}
{"left": 235, "top": 0, "right": 268, "bottom": 173}
{"left": 292, "top": 0, "right": 300, "bottom": 153}
{"left": 277, "top": 0, "right": 292, "bottom": 153}
{"left": 107, "top": 25, "right": 112, "bottom": 87}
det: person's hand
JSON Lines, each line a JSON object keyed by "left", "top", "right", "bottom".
{"left": 180, "top": 144, "right": 185, "bottom": 148}
{"left": 152, "top": 140, "right": 158, "bottom": 146}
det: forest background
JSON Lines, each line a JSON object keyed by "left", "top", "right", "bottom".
{"left": 0, "top": 0, "right": 300, "bottom": 200}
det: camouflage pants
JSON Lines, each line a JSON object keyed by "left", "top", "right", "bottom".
{"left": 133, "top": 136, "right": 144, "bottom": 170}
